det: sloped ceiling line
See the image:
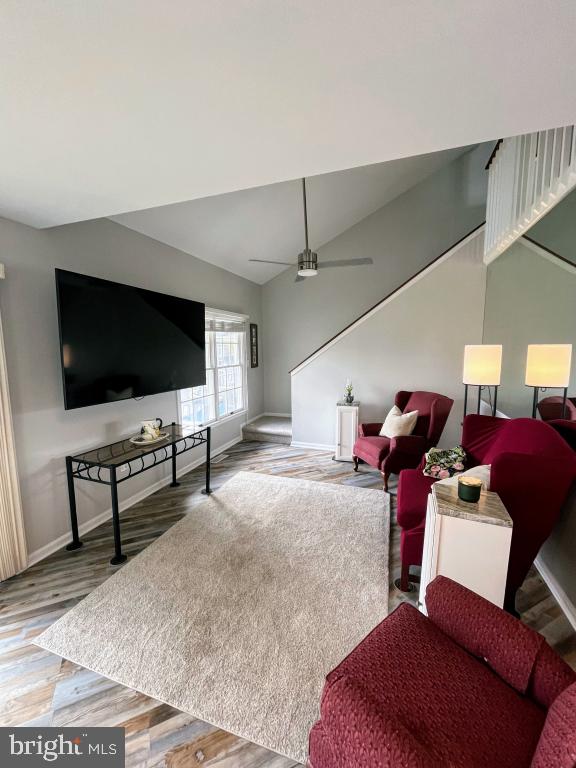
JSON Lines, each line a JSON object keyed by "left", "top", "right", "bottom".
{"left": 111, "top": 146, "right": 470, "bottom": 284}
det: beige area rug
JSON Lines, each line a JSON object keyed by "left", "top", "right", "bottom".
{"left": 35, "top": 472, "right": 389, "bottom": 763}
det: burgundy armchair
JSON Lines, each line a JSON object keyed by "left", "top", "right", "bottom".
{"left": 309, "top": 576, "right": 576, "bottom": 768}
{"left": 352, "top": 390, "right": 454, "bottom": 490}
{"left": 537, "top": 395, "right": 576, "bottom": 422}
{"left": 396, "top": 415, "right": 576, "bottom": 609}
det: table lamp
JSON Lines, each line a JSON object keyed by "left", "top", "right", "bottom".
{"left": 525, "top": 344, "right": 572, "bottom": 418}
{"left": 462, "top": 345, "right": 502, "bottom": 419}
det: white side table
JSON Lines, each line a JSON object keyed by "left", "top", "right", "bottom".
{"left": 334, "top": 401, "right": 360, "bottom": 462}
{"left": 419, "top": 482, "right": 512, "bottom": 612}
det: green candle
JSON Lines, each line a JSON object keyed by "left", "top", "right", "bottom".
{"left": 458, "top": 476, "right": 482, "bottom": 503}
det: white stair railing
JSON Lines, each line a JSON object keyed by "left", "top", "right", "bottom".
{"left": 485, "top": 126, "right": 576, "bottom": 264}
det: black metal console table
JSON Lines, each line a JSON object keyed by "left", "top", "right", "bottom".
{"left": 65, "top": 422, "right": 211, "bottom": 565}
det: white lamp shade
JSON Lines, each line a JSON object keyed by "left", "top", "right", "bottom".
{"left": 463, "top": 345, "right": 502, "bottom": 385}
{"left": 525, "top": 344, "right": 572, "bottom": 387}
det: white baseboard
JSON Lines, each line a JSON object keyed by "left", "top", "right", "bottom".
{"left": 26, "top": 436, "right": 242, "bottom": 569}
{"left": 290, "top": 440, "right": 335, "bottom": 452}
{"left": 535, "top": 555, "right": 576, "bottom": 631}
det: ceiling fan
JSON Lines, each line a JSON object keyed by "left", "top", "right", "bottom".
{"left": 249, "top": 178, "right": 373, "bottom": 282}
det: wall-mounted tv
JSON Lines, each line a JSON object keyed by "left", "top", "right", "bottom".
{"left": 56, "top": 269, "right": 205, "bottom": 410}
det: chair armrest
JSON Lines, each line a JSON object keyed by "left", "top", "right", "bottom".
{"left": 358, "top": 422, "right": 384, "bottom": 437}
{"left": 550, "top": 419, "right": 576, "bottom": 431}
{"left": 529, "top": 639, "right": 576, "bottom": 709}
{"left": 531, "top": 682, "right": 576, "bottom": 768}
{"left": 385, "top": 435, "right": 428, "bottom": 474}
{"left": 319, "top": 674, "right": 430, "bottom": 768}
{"left": 426, "top": 576, "right": 545, "bottom": 694}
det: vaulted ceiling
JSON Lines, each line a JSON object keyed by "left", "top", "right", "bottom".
{"left": 2, "top": 2, "right": 576, "bottom": 228}
{"left": 111, "top": 145, "right": 470, "bottom": 284}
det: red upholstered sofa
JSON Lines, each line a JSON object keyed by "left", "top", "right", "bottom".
{"left": 352, "top": 390, "right": 453, "bottom": 491}
{"left": 396, "top": 416, "right": 576, "bottom": 609}
{"left": 308, "top": 576, "right": 576, "bottom": 768}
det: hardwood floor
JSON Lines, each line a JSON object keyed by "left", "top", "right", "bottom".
{"left": 0, "top": 440, "right": 574, "bottom": 767}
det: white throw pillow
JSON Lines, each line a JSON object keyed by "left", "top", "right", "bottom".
{"left": 437, "top": 464, "right": 491, "bottom": 491}
{"left": 379, "top": 405, "right": 419, "bottom": 438}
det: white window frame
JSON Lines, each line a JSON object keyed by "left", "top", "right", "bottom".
{"left": 178, "top": 308, "right": 249, "bottom": 429}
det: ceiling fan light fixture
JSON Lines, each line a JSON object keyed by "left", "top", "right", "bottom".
{"left": 297, "top": 249, "right": 318, "bottom": 277}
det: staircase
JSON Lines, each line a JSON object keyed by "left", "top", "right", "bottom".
{"left": 242, "top": 416, "right": 292, "bottom": 445}
{"left": 289, "top": 225, "right": 486, "bottom": 450}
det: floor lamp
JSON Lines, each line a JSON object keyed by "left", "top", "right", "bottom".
{"left": 462, "top": 345, "right": 502, "bottom": 420}
{"left": 525, "top": 344, "right": 572, "bottom": 418}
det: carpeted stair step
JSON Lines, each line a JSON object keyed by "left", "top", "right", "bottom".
{"left": 242, "top": 416, "right": 292, "bottom": 445}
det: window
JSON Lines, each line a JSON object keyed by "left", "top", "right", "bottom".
{"left": 179, "top": 310, "right": 248, "bottom": 429}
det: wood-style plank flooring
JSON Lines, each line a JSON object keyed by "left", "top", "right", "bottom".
{"left": 0, "top": 441, "right": 574, "bottom": 767}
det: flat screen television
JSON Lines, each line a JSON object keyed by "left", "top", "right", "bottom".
{"left": 56, "top": 269, "right": 205, "bottom": 410}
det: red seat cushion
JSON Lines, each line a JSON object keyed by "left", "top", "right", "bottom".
{"left": 353, "top": 435, "right": 390, "bottom": 468}
{"left": 318, "top": 604, "right": 545, "bottom": 768}
{"left": 396, "top": 468, "right": 435, "bottom": 530}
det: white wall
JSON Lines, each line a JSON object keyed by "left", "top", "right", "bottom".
{"left": 262, "top": 145, "right": 491, "bottom": 414}
{"left": 0, "top": 216, "right": 264, "bottom": 560}
{"left": 291, "top": 231, "right": 487, "bottom": 450}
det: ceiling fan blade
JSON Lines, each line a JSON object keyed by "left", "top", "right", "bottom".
{"left": 317, "top": 258, "right": 374, "bottom": 269}
{"left": 249, "top": 259, "right": 294, "bottom": 266}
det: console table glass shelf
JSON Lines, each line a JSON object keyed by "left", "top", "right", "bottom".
{"left": 65, "top": 422, "right": 211, "bottom": 565}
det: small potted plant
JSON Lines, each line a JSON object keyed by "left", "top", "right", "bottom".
{"left": 344, "top": 379, "right": 354, "bottom": 404}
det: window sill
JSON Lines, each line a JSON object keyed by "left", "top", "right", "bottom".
{"left": 190, "top": 409, "right": 248, "bottom": 431}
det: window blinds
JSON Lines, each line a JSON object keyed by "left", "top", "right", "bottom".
{"left": 205, "top": 310, "right": 247, "bottom": 334}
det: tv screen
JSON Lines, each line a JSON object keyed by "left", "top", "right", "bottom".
{"left": 56, "top": 269, "right": 205, "bottom": 410}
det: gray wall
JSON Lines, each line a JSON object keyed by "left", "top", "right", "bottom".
{"left": 262, "top": 145, "right": 491, "bottom": 413}
{"left": 528, "top": 187, "right": 576, "bottom": 264}
{"left": 528, "top": 196, "right": 576, "bottom": 615}
{"left": 483, "top": 239, "right": 576, "bottom": 418}
{"left": 292, "top": 231, "right": 487, "bottom": 450}
{"left": 482, "top": 236, "right": 576, "bottom": 616}
{"left": 0, "top": 216, "right": 263, "bottom": 558}
{"left": 540, "top": 487, "right": 576, "bottom": 613}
